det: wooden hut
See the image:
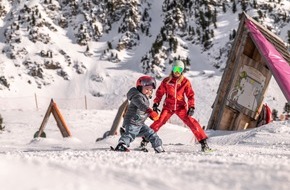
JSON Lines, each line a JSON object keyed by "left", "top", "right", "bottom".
{"left": 207, "top": 12, "right": 290, "bottom": 131}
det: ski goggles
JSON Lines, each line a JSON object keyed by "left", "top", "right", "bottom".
{"left": 172, "top": 66, "right": 183, "bottom": 73}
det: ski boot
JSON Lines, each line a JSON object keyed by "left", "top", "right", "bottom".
{"left": 113, "top": 143, "right": 130, "bottom": 152}
{"left": 140, "top": 137, "right": 149, "bottom": 149}
{"left": 154, "top": 146, "right": 165, "bottom": 153}
{"left": 199, "top": 139, "right": 211, "bottom": 152}
{"left": 139, "top": 137, "right": 149, "bottom": 152}
{"left": 119, "top": 126, "right": 125, "bottom": 135}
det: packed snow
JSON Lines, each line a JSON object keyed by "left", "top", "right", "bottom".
{"left": 0, "top": 109, "right": 290, "bottom": 190}
{"left": 0, "top": 0, "right": 290, "bottom": 190}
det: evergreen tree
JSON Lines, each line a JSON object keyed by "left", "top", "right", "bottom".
{"left": 192, "top": 27, "right": 195, "bottom": 35}
{"left": 199, "top": 11, "right": 207, "bottom": 30}
{"left": 0, "top": 114, "right": 4, "bottom": 130}
{"left": 232, "top": 1, "right": 237, "bottom": 13}
{"left": 196, "top": 27, "right": 201, "bottom": 37}
{"left": 253, "top": 0, "right": 257, "bottom": 9}
{"left": 185, "top": 57, "right": 190, "bottom": 66}
{"left": 241, "top": 0, "right": 247, "bottom": 11}
{"left": 146, "top": 28, "right": 149, "bottom": 36}
{"left": 213, "top": 9, "right": 217, "bottom": 28}
{"left": 172, "top": 38, "right": 178, "bottom": 53}
{"left": 232, "top": 29, "right": 237, "bottom": 39}
{"left": 222, "top": 2, "right": 226, "bottom": 13}
{"left": 287, "top": 30, "right": 290, "bottom": 45}
{"left": 31, "top": 14, "right": 36, "bottom": 26}
{"left": 107, "top": 41, "right": 112, "bottom": 49}
{"left": 257, "top": 10, "right": 263, "bottom": 19}
{"left": 272, "top": 109, "right": 278, "bottom": 121}
{"left": 284, "top": 102, "right": 290, "bottom": 115}
{"left": 210, "top": 29, "right": 214, "bottom": 38}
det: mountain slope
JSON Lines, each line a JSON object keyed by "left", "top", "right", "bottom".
{"left": 0, "top": 0, "right": 288, "bottom": 121}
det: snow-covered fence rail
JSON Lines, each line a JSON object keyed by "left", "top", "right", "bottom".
{"left": 0, "top": 94, "right": 101, "bottom": 110}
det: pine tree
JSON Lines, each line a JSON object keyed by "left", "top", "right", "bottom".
{"left": 241, "top": 0, "right": 247, "bottom": 11}
{"left": 222, "top": 2, "right": 226, "bottom": 13}
{"left": 287, "top": 30, "right": 290, "bottom": 45}
{"left": 173, "top": 38, "right": 178, "bottom": 53}
{"left": 284, "top": 102, "right": 290, "bottom": 115}
{"left": 0, "top": 114, "right": 4, "bottom": 131}
{"left": 199, "top": 11, "right": 207, "bottom": 30}
{"left": 253, "top": 0, "right": 257, "bottom": 9}
{"left": 107, "top": 41, "right": 112, "bottom": 49}
{"left": 232, "top": 1, "right": 237, "bottom": 13}
{"left": 32, "top": 14, "right": 36, "bottom": 26}
{"left": 232, "top": 29, "right": 237, "bottom": 39}
{"left": 213, "top": 9, "right": 217, "bottom": 28}
{"left": 272, "top": 109, "right": 278, "bottom": 121}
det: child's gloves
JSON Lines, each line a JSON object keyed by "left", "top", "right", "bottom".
{"left": 187, "top": 107, "right": 195, "bottom": 116}
{"left": 146, "top": 108, "right": 159, "bottom": 121}
{"left": 152, "top": 103, "right": 160, "bottom": 113}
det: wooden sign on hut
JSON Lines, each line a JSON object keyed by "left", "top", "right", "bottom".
{"left": 207, "top": 12, "right": 290, "bottom": 131}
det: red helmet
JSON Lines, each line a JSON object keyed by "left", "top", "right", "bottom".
{"left": 136, "top": 76, "right": 156, "bottom": 89}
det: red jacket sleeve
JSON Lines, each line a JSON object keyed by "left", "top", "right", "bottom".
{"left": 184, "top": 79, "right": 195, "bottom": 108}
{"left": 153, "top": 78, "right": 167, "bottom": 104}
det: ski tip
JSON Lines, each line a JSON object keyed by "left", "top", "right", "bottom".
{"left": 134, "top": 147, "right": 149, "bottom": 152}
{"left": 201, "top": 149, "right": 216, "bottom": 153}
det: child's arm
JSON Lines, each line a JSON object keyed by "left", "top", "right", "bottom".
{"left": 131, "top": 94, "right": 159, "bottom": 121}
{"left": 130, "top": 94, "right": 150, "bottom": 112}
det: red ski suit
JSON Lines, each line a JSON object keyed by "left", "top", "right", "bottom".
{"left": 150, "top": 75, "right": 207, "bottom": 142}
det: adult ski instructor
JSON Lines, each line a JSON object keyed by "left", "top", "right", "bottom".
{"left": 140, "top": 60, "right": 211, "bottom": 152}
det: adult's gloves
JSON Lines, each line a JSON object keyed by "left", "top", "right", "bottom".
{"left": 152, "top": 103, "right": 160, "bottom": 113}
{"left": 146, "top": 108, "right": 159, "bottom": 121}
{"left": 187, "top": 107, "right": 195, "bottom": 116}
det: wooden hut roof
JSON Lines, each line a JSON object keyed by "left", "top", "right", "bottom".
{"left": 244, "top": 13, "right": 290, "bottom": 65}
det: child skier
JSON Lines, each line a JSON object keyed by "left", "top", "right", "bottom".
{"left": 113, "top": 76, "right": 165, "bottom": 153}
{"left": 140, "top": 60, "right": 211, "bottom": 152}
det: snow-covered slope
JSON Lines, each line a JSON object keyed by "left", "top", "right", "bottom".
{"left": 0, "top": 1, "right": 290, "bottom": 188}
{"left": 0, "top": 0, "right": 288, "bottom": 117}
{"left": 0, "top": 109, "right": 290, "bottom": 190}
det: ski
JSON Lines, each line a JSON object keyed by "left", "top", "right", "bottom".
{"left": 201, "top": 148, "right": 216, "bottom": 153}
{"left": 134, "top": 147, "right": 149, "bottom": 152}
{"left": 110, "top": 146, "right": 130, "bottom": 152}
{"left": 110, "top": 146, "right": 149, "bottom": 152}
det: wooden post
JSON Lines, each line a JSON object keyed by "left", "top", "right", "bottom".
{"left": 34, "top": 93, "right": 39, "bottom": 111}
{"left": 51, "top": 102, "right": 71, "bottom": 137}
{"left": 108, "top": 99, "right": 129, "bottom": 136}
{"left": 36, "top": 99, "right": 53, "bottom": 138}
{"left": 85, "top": 95, "right": 87, "bottom": 110}
{"left": 35, "top": 99, "right": 72, "bottom": 138}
